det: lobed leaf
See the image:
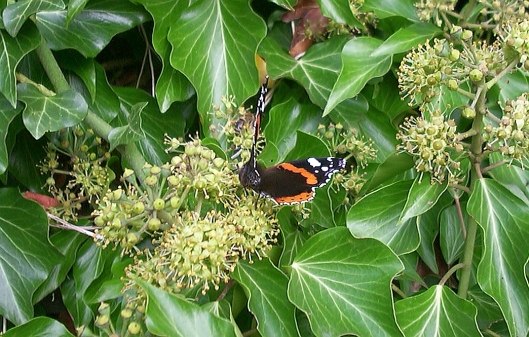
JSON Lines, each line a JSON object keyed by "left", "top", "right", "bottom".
{"left": 168, "top": 0, "right": 266, "bottom": 129}
{"left": 289, "top": 227, "right": 403, "bottom": 337}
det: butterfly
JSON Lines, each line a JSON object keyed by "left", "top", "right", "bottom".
{"left": 238, "top": 76, "right": 346, "bottom": 204}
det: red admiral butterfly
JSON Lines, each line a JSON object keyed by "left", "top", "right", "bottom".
{"left": 238, "top": 76, "right": 346, "bottom": 204}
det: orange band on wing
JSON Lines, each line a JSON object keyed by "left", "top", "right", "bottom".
{"left": 275, "top": 191, "right": 314, "bottom": 204}
{"left": 277, "top": 163, "right": 318, "bottom": 184}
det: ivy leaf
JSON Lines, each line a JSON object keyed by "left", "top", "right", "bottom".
{"left": 232, "top": 259, "right": 299, "bottom": 337}
{"left": 277, "top": 207, "right": 307, "bottom": 269}
{"left": 168, "top": 0, "right": 266, "bottom": 128}
{"left": 0, "top": 21, "right": 41, "bottom": 107}
{"left": 0, "top": 188, "right": 63, "bottom": 325}
{"left": 395, "top": 285, "right": 481, "bottom": 336}
{"left": 108, "top": 102, "right": 147, "bottom": 151}
{"left": 137, "top": 279, "right": 239, "bottom": 336}
{"left": 259, "top": 35, "right": 349, "bottom": 108}
{"left": 3, "top": 0, "right": 64, "bottom": 36}
{"left": 133, "top": 0, "right": 195, "bottom": 112}
{"left": 372, "top": 22, "right": 442, "bottom": 57}
{"left": 348, "top": 180, "right": 420, "bottom": 255}
{"left": 35, "top": 0, "right": 149, "bottom": 58}
{"left": 468, "top": 178, "right": 529, "bottom": 337}
{"left": 324, "top": 37, "right": 392, "bottom": 115}
{"left": 289, "top": 227, "right": 403, "bottom": 336}
{"left": 398, "top": 173, "right": 447, "bottom": 225}
{"left": 263, "top": 97, "right": 326, "bottom": 164}
{"left": 439, "top": 204, "right": 467, "bottom": 264}
{"left": 316, "top": 0, "right": 360, "bottom": 26}
{"left": 18, "top": 83, "right": 88, "bottom": 139}
{"left": 0, "top": 98, "right": 22, "bottom": 174}
{"left": 2, "top": 316, "right": 75, "bottom": 337}
{"left": 361, "top": 0, "right": 419, "bottom": 20}
{"left": 361, "top": 152, "right": 414, "bottom": 192}
{"left": 114, "top": 87, "right": 186, "bottom": 165}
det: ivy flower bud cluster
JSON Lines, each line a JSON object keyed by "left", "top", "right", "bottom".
{"left": 90, "top": 301, "right": 145, "bottom": 336}
{"left": 125, "top": 197, "right": 278, "bottom": 296}
{"left": 484, "top": 93, "right": 529, "bottom": 166}
{"left": 40, "top": 126, "right": 111, "bottom": 221}
{"left": 502, "top": 19, "right": 529, "bottom": 64}
{"left": 210, "top": 95, "right": 260, "bottom": 162}
{"left": 396, "top": 112, "right": 462, "bottom": 183}
{"left": 415, "top": 0, "right": 457, "bottom": 25}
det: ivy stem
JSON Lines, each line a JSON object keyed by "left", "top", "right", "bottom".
{"left": 440, "top": 263, "right": 465, "bottom": 286}
{"left": 458, "top": 81, "right": 487, "bottom": 299}
{"left": 33, "top": 40, "right": 147, "bottom": 180}
{"left": 391, "top": 283, "right": 407, "bottom": 299}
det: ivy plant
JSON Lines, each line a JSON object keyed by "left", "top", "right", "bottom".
{"left": 1, "top": 0, "right": 529, "bottom": 336}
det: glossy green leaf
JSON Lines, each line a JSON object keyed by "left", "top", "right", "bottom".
{"left": 361, "top": 0, "right": 419, "bottom": 20}
{"left": 289, "top": 227, "right": 403, "bottom": 336}
{"left": 488, "top": 152, "right": 529, "bottom": 202}
{"left": 0, "top": 99, "right": 21, "bottom": 174}
{"left": 467, "top": 285, "right": 504, "bottom": 330}
{"left": 18, "top": 83, "right": 88, "bottom": 139}
{"left": 232, "top": 259, "right": 299, "bottom": 337}
{"left": 133, "top": 0, "right": 195, "bottom": 112}
{"left": 399, "top": 173, "right": 447, "bottom": 225}
{"left": 439, "top": 204, "right": 466, "bottom": 264}
{"left": 168, "top": 0, "right": 266, "bottom": 128}
{"left": 0, "top": 188, "right": 63, "bottom": 325}
{"left": 495, "top": 70, "right": 529, "bottom": 106}
{"left": 468, "top": 178, "right": 529, "bottom": 337}
{"left": 114, "top": 87, "right": 186, "bottom": 165}
{"left": 425, "top": 82, "right": 471, "bottom": 118}
{"left": 0, "top": 22, "right": 41, "bottom": 107}
{"left": 108, "top": 102, "right": 147, "bottom": 151}
{"left": 283, "top": 131, "right": 331, "bottom": 162}
{"left": 259, "top": 35, "right": 349, "bottom": 108}
{"left": 325, "top": 37, "right": 392, "bottom": 115}
{"left": 34, "top": 231, "right": 87, "bottom": 303}
{"left": 263, "top": 97, "right": 326, "bottom": 164}
{"left": 277, "top": 208, "right": 308, "bottom": 269}
{"left": 35, "top": 0, "right": 148, "bottom": 58}
{"left": 137, "top": 280, "right": 238, "bottom": 337}
{"left": 317, "top": 0, "right": 361, "bottom": 26}
{"left": 361, "top": 152, "right": 414, "bottom": 193}
{"left": 2, "top": 316, "right": 75, "bottom": 337}
{"left": 66, "top": 0, "right": 88, "bottom": 24}
{"left": 269, "top": 0, "right": 295, "bottom": 10}
{"left": 3, "top": 0, "right": 64, "bottom": 36}
{"left": 372, "top": 22, "right": 442, "bottom": 57}
{"left": 348, "top": 180, "right": 420, "bottom": 254}
{"left": 363, "top": 73, "right": 410, "bottom": 120}
{"left": 395, "top": 285, "right": 481, "bottom": 336}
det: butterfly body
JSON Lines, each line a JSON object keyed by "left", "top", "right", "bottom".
{"left": 239, "top": 77, "right": 345, "bottom": 205}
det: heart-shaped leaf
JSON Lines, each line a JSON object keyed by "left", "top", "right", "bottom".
{"left": 372, "top": 22, "right": 442, "bottom": 57}
{"left": 399, "top": 173, "right": 448, "bottom": 224}
{"left": 168, "top": 0, "right": 266, "bottom": 128}
{"left": 18, "top": 83, "right": 88, "bottom": 139}
{"left": 289, "top": 227, "right": 403, "bottom": 336}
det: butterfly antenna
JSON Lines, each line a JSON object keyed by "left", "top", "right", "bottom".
{"left": 250, "top": 75, "right": 269, "bottom": 167}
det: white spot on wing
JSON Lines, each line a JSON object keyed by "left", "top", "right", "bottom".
{"left": 308, "top": 158, "right": 321, "bottom": 167}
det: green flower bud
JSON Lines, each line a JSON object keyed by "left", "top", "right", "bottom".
{"left": 462, "top": 107, "right": 476, "bottom": 119}
{"left": 469, "top": 69, "right": 483, "bottom": 82}
{"left": 153, "top": 198, "right": 165, "bottom": 210}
